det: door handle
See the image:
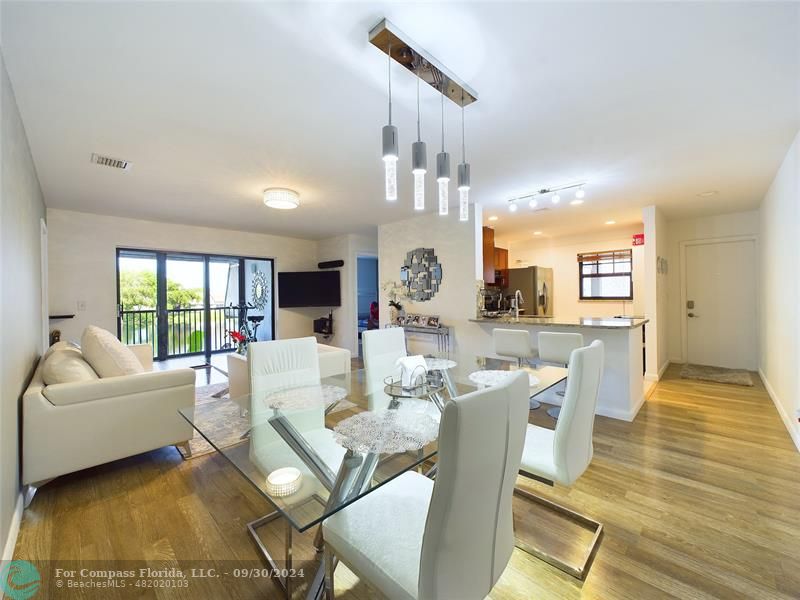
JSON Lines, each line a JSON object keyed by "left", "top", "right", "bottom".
{"left": 687, "top": 313, "right": 698, "bottom": 318}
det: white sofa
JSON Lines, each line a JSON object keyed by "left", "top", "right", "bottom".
{"left": 22, "top": 343, "right": 195, "bottom": 487}
{"left": 226, "top": 342, "right": 351, "bottom": 401}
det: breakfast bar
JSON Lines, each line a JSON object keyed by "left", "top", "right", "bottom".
{"left": 469, "top": 316, "right": 648, "bottom": 421}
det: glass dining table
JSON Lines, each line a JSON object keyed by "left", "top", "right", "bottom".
{"left": 178, "top": 352, "right": 567, "bottom": 600}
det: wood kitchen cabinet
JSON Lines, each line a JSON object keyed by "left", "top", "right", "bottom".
{"left": 482, "top": 226, "right": 495, "bottom": 284}
{"left": 494, "top": 247, "right": 508, "bottom": 288}
{"left": 494, "top": 247, "right": 508, "bottom": 270}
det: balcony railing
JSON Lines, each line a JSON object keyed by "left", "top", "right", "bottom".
{"left": 120, "top": 307, "right": 240, "bottom": 358}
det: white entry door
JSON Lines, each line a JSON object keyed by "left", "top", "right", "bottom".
{"left": 685, "top": 239, "right": 757, "bottom": 370}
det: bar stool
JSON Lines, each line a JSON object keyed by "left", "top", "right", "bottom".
{"left": 493, "top": 328, "right": 540, "bottom": 409}
{"left": 538, "top": 331, "right": 584, "bottom": 419}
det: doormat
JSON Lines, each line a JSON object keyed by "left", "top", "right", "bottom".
{"left": 680, "top": 364, "right": 753, "bottom": 387}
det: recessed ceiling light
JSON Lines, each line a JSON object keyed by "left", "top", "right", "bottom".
{"left": 697, "top": 190, "right": 719, "bottom": 197}
{"left": 263, "top": 187, "right": 300, "bottom": 209}
{"left": 533, "top": 231, "right": 543, "bottom": 236}
{"left": 488, "top": 215, "right": 498, "bottom": 222}
{"left": 570, "top": 199, "right": 584, "bottom": 206}
{"left": 605, "top": 220, "right": 616, "bottom": 225}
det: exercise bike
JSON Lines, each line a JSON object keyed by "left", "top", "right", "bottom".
{"left": 229, "top": 302, "right": 264, "bottom": 344}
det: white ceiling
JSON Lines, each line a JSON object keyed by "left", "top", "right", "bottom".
{"left": 2, "top": 2, "right": 798, "bottom": 242}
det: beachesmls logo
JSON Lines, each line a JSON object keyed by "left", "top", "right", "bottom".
{"left": 0, "top": 560, "right": 41, "bottom": 599}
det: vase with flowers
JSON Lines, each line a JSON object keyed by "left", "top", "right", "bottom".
{"left": 228, "top": 330, "right": 248, "bottom": 355}
{"left": 381, "top": 280, "right": 409, "bottom": 325}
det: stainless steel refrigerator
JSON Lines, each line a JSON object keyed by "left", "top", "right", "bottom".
{"left": 506, "top": 267, "right": 554, "bottom": 316}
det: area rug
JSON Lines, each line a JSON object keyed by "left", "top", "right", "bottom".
{"left": 179, "top": 383, "right": 248, "bottom": 459}
{"left": 680, "top": 364, "right": 754, "bottom": 387}
{"left": 179, "top": 382, "right": 357, "bottom": 459}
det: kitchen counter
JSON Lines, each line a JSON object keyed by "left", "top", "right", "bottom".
{"left": 468, "top": 315, "right": 648, "bottom": 421}
{"left": 469, "top": 316, "right": 648, "bottom": 329}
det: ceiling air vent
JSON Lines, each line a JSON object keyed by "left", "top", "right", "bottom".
{"left": 91, "top": 153, "right": 131, "bottom": 171}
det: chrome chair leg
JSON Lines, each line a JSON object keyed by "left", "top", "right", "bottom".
{"left": 323, "top": 544, "right": 335, "bottom": 600}
{"left": 513, "top": 485, "right": 603, "bottom": 580}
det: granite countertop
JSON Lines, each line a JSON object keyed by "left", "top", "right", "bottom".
{"left": 469, "top": 316, "right": 649, "bottom": 329}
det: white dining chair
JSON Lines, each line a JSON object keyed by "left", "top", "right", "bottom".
{"left": 246, "top": 337, "right": 348, "bottom": 596}
{"left": 362, "top": 328, "right": 440, "bottom": 420}
{"left": 517, "top": 339, "right": 604, "bottom": 579}
{"left": 493, "top": 328, "right": 540, "bottom": 409}
{"left": 362, "top": 327, "right": 405, "bottom": 409}
{"left": 537, "top": 331, "right": 584, "bottom": 419}
{"left": 248, "top": 337, "right": 346, "bottom": 499}
{"left": 322, "top": 370, "right": 530, "bottom": 600}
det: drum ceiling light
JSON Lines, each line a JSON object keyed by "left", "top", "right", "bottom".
{"left": 263, "top": 188, "right": 300, "bottom": 210}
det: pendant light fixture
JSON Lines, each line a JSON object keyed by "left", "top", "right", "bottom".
{"left": 412, "top": 70, "right": 426, "bottom": 210}
{"left": 382, "top": 44, "right": 398, "bottom": 202}
{"left": 369, "top": 19, "right": 478, "bottom": 218}
{"left": 436, "top": 84, "right": 450, "bottom": 216}
{"left": 457, "top": 91, "right": 470, "bottom": 222}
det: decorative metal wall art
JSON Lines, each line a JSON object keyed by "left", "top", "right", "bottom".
{"left": 400, "top": 247, "right": 442, "bottom": 302}
{"left": 251, "top": 270, "right": 269, "bottom": 309}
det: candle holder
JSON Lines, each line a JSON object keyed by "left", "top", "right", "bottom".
{"left": 266, "top": 467, "right": 302, "bottom": 497}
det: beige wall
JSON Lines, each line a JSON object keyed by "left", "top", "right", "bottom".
{"left": 379, "top": 209, "right": 483, "bottom": 355}
{"left": 316, "top": 233, "right": 378, "bottom": 355}
{"left": 758, "top": 130, "right": 799, "bottom": 451}
{"left": 46, "top": 209, "right": 320, "bottom": 344}
{"left": 665, "top": 210, "right": 760, "bottom": 363}
{"left": 642, "top": 205, "right": 669, "bottom": 380}
{"left": 505, "top": 224, "right": 646, "bottom": 320}
{"left": 1, "top": 54, "right": 47, "bottom": 557}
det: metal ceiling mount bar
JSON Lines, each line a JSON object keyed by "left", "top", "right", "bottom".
{"left": 369, "top": 18, "right": 478, "bottom": 106}
{"left": 510, "top": 181, "right": 588, "bottom": 205}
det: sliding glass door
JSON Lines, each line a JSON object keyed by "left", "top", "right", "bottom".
{"left": 117, "top": 249, "right": 274, "bottom": 364}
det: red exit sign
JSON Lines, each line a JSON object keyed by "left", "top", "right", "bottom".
{"left": 632, "top": 233, "right": 645, "bottom": 246}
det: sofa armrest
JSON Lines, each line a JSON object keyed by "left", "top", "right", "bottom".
{"left": 127, "top": 344, "right": 154, "bottom": 371}
{"left": 43, "top": 368, "right": 195, "bottom": 406}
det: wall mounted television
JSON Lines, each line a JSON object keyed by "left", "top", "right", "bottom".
{"left": 278, "top": 271, "right": 341, "bottom": 307}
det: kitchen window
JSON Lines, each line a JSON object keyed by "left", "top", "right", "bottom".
{"left": 578, "top": 249, "right": 633, "bottom": 300}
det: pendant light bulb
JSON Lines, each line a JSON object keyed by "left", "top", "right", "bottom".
{"left": 576, "top": 187, "right": 586, "bottom": 199}
{"left": 457, "top": 95, "right": 470, "bottom": 222}
{"left": 528, "top": 197, "right": 538, "bottom": 209}
{"left": 551, "top": 193, "right": 561, "bottom": 204}
{"left": 436, "top": 83, "right": 449, "bottom": 216}
{"left": 412, "top": 74, "right": 426, "bottom": 211}
{"left": 509, "top": 201, "right": 518, "bottom": 213}
{"left": 382, "top": 46, "right": 398, "bottom": 202}
{"left": 437, "top": 154, "right": 450, "bottom": 216}
{"left": 458, "top": 163, "right": 470, "bottom": 222}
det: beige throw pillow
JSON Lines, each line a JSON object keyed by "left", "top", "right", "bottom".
{"left": 81, "top": 325, "right": 145, "bottom": 378}
{"left": 42, "top": 347, "right": 99, "bottom": 385}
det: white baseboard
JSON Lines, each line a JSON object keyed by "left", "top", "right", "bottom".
{"left": 644, "top": 360, "right": 671, "bottom": 383}
{"left": 759, "top": 368, "right": 800, "bottom": 453}
{"left": 2, "top": 492, "right": 23, "bottom": 563}
{"left": 658, "top": 359, "right": 670, "bottom": 379}
{"left": 596, "top": 394, "right": 646, "bottom": 422}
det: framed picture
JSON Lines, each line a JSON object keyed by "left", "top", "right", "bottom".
{"left": 426, "top": 315, "right": 440, "bottom": 328}
{"left": 406, "top": 314, "right": 421, "bottom": 326}
{"left": 395, "top": 314, "right": 406, "bottom": 326}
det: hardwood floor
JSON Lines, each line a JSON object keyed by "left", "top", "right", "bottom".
{"left": 14, "top": 365, "right": 800, "bottom": 599}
